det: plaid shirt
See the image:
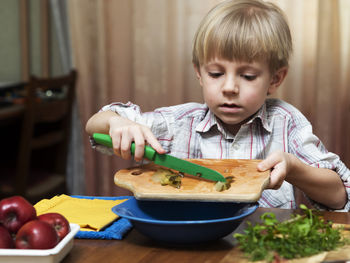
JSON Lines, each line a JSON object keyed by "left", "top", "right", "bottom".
{"left": 95, "top": 98, "right": 350, "bottom": 211}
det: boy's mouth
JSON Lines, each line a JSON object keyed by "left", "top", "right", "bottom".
{"left": 219, "top": 103, "right": 242, "bottom": 113}
{"left": 221, "top": 103, "right": 241, "bottom": 108}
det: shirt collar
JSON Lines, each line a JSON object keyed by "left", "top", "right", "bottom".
{"left": 195, "top": 102, "right": 272, "bottom": 136}
{"left": 195, "top": 107, "right": 216, "bottom": 133}
{"left": 195, "top": 107, "right": 234, "bottom": 139}
{"left": 246, "top": 102, "right": 272, "bottom": 133}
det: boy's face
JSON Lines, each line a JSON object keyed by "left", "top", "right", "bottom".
{"left": 195, "top": 58, "right": 286, "bottom": 133}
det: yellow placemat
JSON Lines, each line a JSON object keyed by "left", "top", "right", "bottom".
{"left": 34, "top": 194, "right": 128, "bottom": 231}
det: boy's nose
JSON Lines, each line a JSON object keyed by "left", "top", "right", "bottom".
{"left": 222, "top": 76, "right": 239, "bottom": 94}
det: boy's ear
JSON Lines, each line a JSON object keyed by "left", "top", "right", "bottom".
{"left": 193, "top": 64, "right": 203, "bottom": 86}
{"left": 268, "top": 67, "right": 288, "bottom": 95}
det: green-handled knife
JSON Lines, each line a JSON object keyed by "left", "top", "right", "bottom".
{"left": 93, "top": 133, "right": 226, "bottom": 182}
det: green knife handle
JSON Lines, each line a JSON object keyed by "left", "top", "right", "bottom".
{"left": 130, "top": 143, "right": 156, "bottom": 160}
{"left": 93, "top": 133, "right": 113, "bottom": 147}
{"left": 93, "top": 133, "right": 156, "bottom": 160}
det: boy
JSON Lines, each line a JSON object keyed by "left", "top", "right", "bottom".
{"left": 86, "top": 0, "right": 350, "bottom": 210}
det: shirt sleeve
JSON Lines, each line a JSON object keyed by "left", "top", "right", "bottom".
{"left": 288, "top": 118, "right": 350, "bottom": 211}
{"left": 90, "top": 101, "right": 174, "bottom": 154}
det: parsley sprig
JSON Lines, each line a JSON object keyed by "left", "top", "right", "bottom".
{"left": 234, "top": 204, "right": 349, "bottom": 262}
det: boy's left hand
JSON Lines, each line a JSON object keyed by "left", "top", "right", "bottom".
{"left": 257, "top": 151, "right": 293, "bottom": 190}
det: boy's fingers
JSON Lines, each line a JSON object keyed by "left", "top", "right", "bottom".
{"left": 257, "top": 152, "right": 281, "bottom": 171}
{"left": 120, "top": 131, "right": 135, "bottom": 160}
{"left": 144, "top": 131, "right": 166, "bottom": 154}
{"left": 110, "top": 133, "right": 121, "bottom": 156}
{"left": 268, "top": 164, "right": 286, "bottom": 190}
{"left": 269, "top": 169, "right": 280, "bottom": 189}
{"left": 149, "top": 140, "right": 166, "bottom": 154}
{"left": 133, "top": 137, "right": 145, "bottom": 162}
{"left": 109, "top": 124, "right": 164, "bottom": 161}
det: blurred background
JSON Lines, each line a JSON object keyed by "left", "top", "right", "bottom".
{"left": 0, "top": 0, "right": 349, "bottom": 199}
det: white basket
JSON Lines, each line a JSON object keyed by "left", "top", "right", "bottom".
{"left": 0, "top": 223, "right": 80, "bottom": 263}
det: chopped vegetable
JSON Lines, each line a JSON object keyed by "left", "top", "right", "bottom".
{"left": 214, "top": 176, "right": 234, "bottom": 192}
{"left": 152, "top": 168, "right": 182, "bottom": 188}
{"left": 234, "top": 204, "right": 350, "bottom": 262}
{"left": 152, "top": 168, "right": 234, "bottom": 191}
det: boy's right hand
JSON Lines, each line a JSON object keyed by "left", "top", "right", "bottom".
{"left": 108, "top": 115, "right": 166, "bottom": 162}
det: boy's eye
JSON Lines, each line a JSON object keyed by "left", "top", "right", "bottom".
{"left": 242, "top": 74, "right": 257, "bottom": 81}
{"left": 208, "top": 72, "right": 223, "bottom": 78}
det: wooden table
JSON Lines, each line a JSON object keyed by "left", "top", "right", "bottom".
{"left": 62, "top": 207, "right": 350, "bottom": 263}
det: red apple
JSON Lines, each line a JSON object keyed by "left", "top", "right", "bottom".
{"left": 15, "top": 220, "right": 59, "bottom": 249}
{"left": 38, "top": 213, "right": 70, "bottom": 241}
{"left": 0, "top": 224, "right": 14, "bottom": 248}
{"left": 0, "top": 196, "right": 37, "bottom": 233}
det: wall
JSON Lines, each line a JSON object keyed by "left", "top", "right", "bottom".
{"left": 0, "top": 0, "right": 62, "bottom": 82}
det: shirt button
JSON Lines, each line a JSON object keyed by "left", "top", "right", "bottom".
{"left": 232, "top": 144, "right": 240, "bottom": 150}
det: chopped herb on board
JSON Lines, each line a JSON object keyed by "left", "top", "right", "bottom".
{"left": 234, "top": 204, "right": 350, "bottom": 262}
{"left": 152, "top": 168, "right": 182, "bottom": 188}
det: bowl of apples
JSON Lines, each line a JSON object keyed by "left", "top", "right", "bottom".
{"left": 0, "top": 196, "right": 79, "bottom": 263}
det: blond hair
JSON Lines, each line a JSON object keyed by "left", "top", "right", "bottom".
{"left": 192, "top": 0, "right": 292, "bottom": 73}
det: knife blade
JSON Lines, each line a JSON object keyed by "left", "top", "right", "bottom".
{"left": 93, "top": 133, "right": 226, "bottom": 182}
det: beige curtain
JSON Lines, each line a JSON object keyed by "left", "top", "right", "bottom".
{"left": 68, "top": 0, "right": 350, "bottom": 196}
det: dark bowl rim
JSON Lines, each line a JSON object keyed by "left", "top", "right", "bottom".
{"left": 112, "top": 200, "right": 259, "bottom": 225}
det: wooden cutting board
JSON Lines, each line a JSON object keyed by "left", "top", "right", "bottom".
{"left": 114, "top": 159, "right": 270, "bottom": 202}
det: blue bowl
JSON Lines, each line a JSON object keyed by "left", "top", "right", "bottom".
{"left": 112, "top": 197, "right": 258, "bottom": 244}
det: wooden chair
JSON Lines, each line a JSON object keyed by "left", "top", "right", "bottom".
{"left": 2, "top": 70, "right": 77, "bottom": 203}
